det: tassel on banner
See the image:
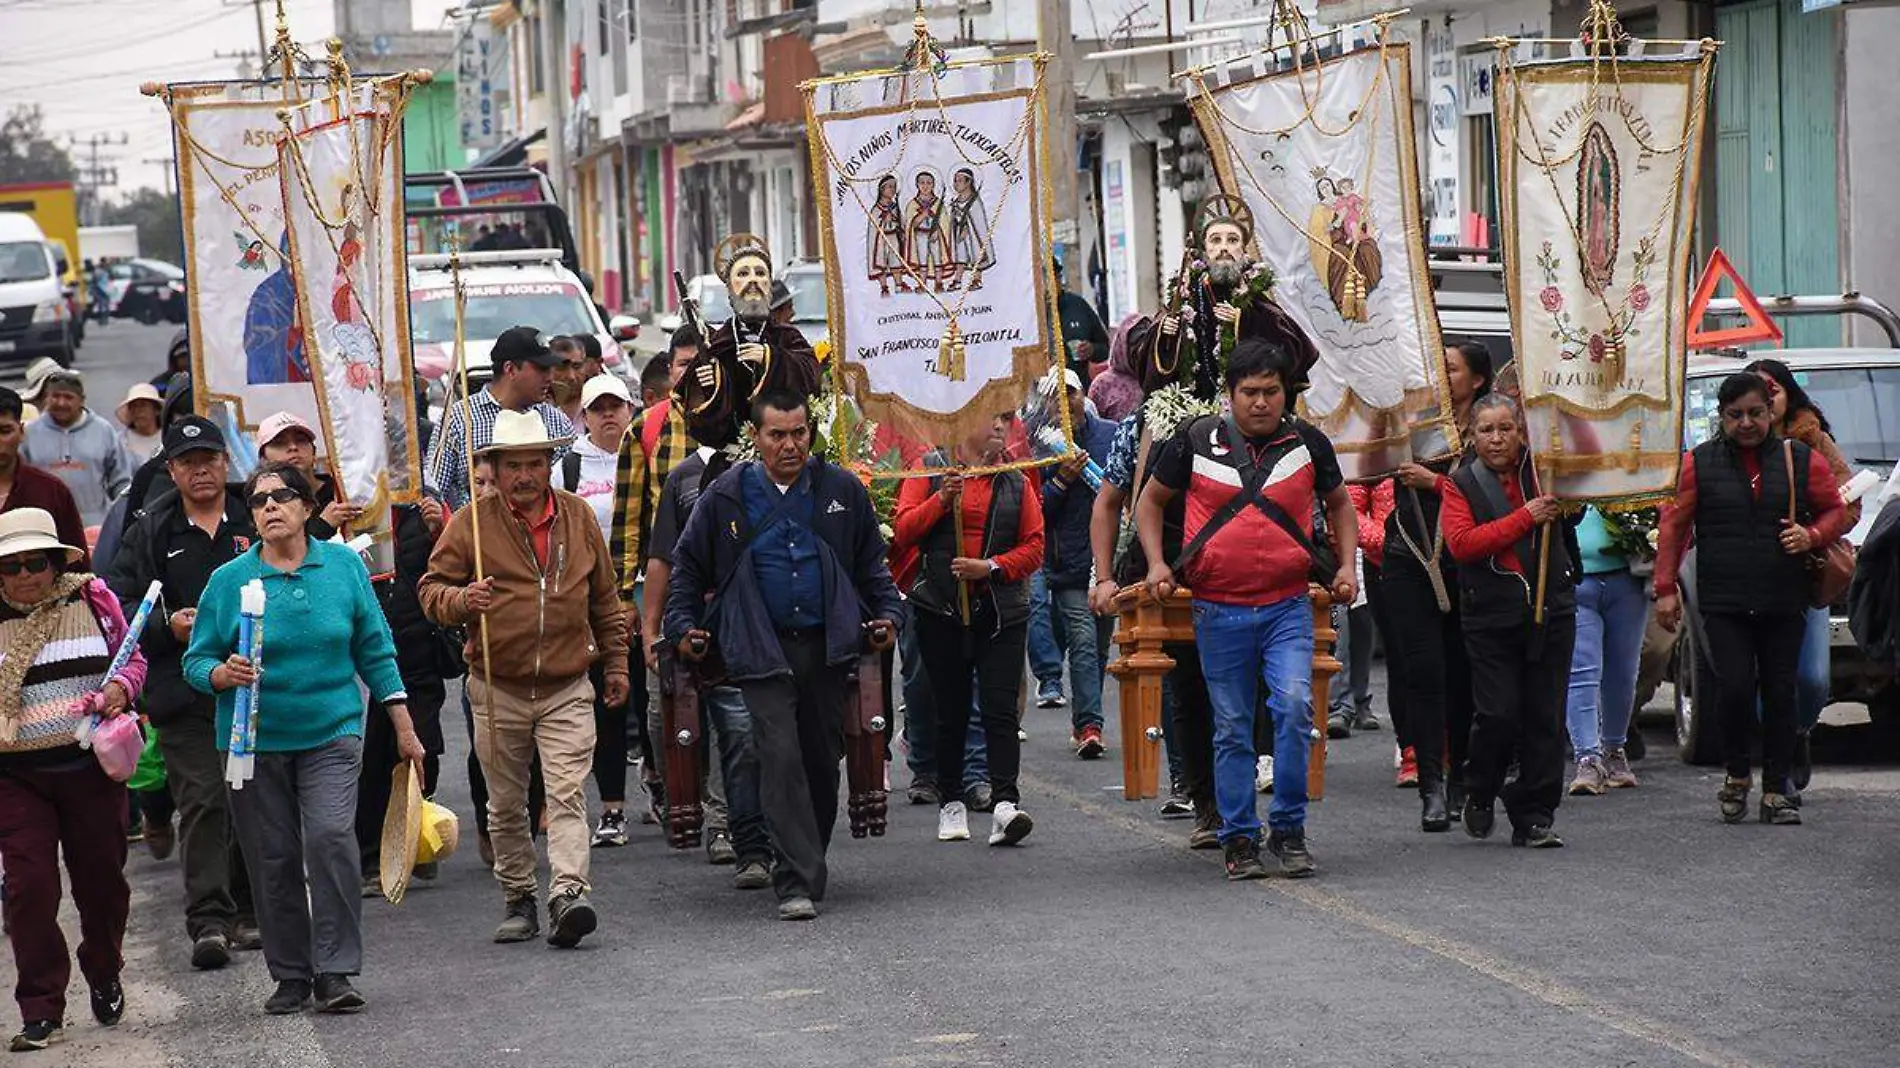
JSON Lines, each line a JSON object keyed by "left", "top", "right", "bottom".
{"left": 937, "top": 321, "right": 967, "bottom": 383}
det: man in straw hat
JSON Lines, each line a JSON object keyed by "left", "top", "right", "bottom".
{"left": 675, "top": 235, "right": 820, "bottom": 453}
{"left": 419, "top": 409, "right": 630, "bottom": 948}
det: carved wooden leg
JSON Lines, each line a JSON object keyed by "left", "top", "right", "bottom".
{"left": 1309, "top": 588, "right": 1341, "bottom": 802}
{"left": 661, "top": 664, "right": 706, "bottom": 849}
{"left": 844, "top": 653, "right": 890, "bottom": 839}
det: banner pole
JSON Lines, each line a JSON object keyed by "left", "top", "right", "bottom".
{"left": 450, "top": 247, "right": 498, "bottom": 764}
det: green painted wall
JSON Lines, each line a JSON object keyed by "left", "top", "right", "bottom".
{"left": 401, "top": 78, "right": 468, "bottom": 175}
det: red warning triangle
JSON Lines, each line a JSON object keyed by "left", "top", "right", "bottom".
{"left": 1687, "top": 248, "right": 1783, "bottom": 348}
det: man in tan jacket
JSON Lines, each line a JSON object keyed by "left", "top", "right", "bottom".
{"left": 421, "top": 410, "right": 630, "bottom": 949}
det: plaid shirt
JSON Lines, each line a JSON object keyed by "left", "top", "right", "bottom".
{"left": 424, "top": 388, "right": 575, "bottom": 510}
{"left": 608, "top": 398, "right": 691, "bottom": 603}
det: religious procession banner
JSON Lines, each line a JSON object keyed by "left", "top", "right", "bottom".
{"left": 804, "top": 54, "right": 1062, "bottom": 455}
{"left": 1190, "top": 33, "right": 1455, "bottom": 480}
{"left": 1496, "top": 40, "right": 1716, "bottom": 504}
{"left": 277, "top": 78, "right": 423, "bottom": 522}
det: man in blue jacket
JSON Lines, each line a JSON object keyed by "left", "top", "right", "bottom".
{"left": 665, "top": 391, "right": 904, "bottom": 921}
{"left": 1038, "top": 368, "right": 1118, "bottom": 758}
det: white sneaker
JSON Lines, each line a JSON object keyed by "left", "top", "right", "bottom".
{"left": 937, "top": 801, "right": 970, "bottom": 842}
{"left": 1255, "top": 755, "right": 1275, "bottom": 794}
{"left": 988, "top": 801, "right": 1033, "bottom": 846}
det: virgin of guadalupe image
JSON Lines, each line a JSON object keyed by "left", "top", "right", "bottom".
{"left": 1577, "top": 123, "right": 1620, "bottom": 297}
{"left": 1306, "top": 173, "right": 1383, "bottom": 323}
{"left": 327, "top": 181, "right": 380, "bottom": 385}
{"left": 244, "top": 230, "right": 310, "bottom": 385}
{"left": 867, "top": 174, "right": 910, "bottom": 296}
{"left": 945, "top": 167, "right": 994, "bottom": 292}
{"left": 905, "top": 170, "right": 953, "bottom": 292}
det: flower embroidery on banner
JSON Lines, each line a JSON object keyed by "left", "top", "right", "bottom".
{"left": 1540, "top": 286, "right": 1564, "bottom": 314}
{"left": 344, "top": 361, "right": 375, "bottom": 392}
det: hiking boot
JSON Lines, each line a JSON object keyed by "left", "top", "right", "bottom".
{"left": 1462, "top": 797, "right": 1496, "bottom": 839}
{"left": 190, "top": 933, "right": 231, "bottom": 970}
{"left": 1265, "top": 830, "right": 1317, "bottom": 878}
{"left": 8, "top": 1021, "right": 60, "bottom": 1052}
{"left": 89, "top": 978, "right": 124, "bottom": 1026}
{"left": 1223, "top": 836, "right": 1269, "bottom": 880}
{"left": 231, "top": 922, "right": 262, "bottom": 952}
{"left": 314, "top": 975, "right": 366, "bottom": 1014}
{"left": 1511, "top": 825, "right": 1565, "bottom": 849}
{"left": 1159, "top": 784, "right": 1194, "bottom": 820}
{"left": 1350, "top": 708, "right": 1381, "bottom": 732}
{"left": 963, "top": 782, "right": 994, "bottom": 812}
{"left": 494, "top": 893, "right": 540, "bottom": 943}
{"left": 1603, "top": 746, "right": 1638, "bottom": 789}
{"left": 591, "top": 810, "right": 628, "bottom": 848}
{"left": 1036, "top": 681, "right": 1066, "bottom": 708}
{"left": 1760, "top": 792, "right": 1803, "bottom": 826}
{"left": 547, "top": 890, "right": 598, "bottom": 948}
{"left": 705, "top": 831, "right": 737, "bottom": 865}
{"left": 1718, "top": 776, "right": 1751, "bottom": 824}
{"left": 778, "top": 896, "right": 818, "bottom": 921}
{"left": 732, "top": 858, "right": 773, "bottom": 891}
{"left": 263, "top": 979, "right": 312, "bottom": 1015}
{"left": 1326, "top": 712, "right": 1352, "bottom": 740}
{"left": 937, "top": 801, "right": 970, "bottom": 842}
{"left": 1420, "top": 780, "right": 1450, "bottom": 833}
{"left": 1255, "top": 754, "right": 1275, "bottom": 794}
{"left": 145, "top": 819, "right": 176, "bottom": 861}
{"left": 988, "top": 801, "right": 1033, "bottom": 846}
{"left": 1188, "top": 805, "right": 1222, "bottom": 850}
{"left": 1395, "top": 746, "right": 1418, "bottom": 788}
{"left": 906, "top": 778, "right": 940, "bottom": 806}
{"left": 1568, "top": 756, "right": 1607, "bottom": 796}
{"left": 1075, "top": 725, "right": 1105, "bottom": 760}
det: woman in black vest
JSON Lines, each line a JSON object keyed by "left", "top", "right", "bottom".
{"left": 1380, "top": 340, "right": 1491, "bottom": 831}
{"left": 892, "top": 414, "right": 1045, "bottom": 847}
{"left": 1440, "top": 394, "right": 1576, "bottom": 848}
{"left": 1653, "top": 374, "right": 1848, "bottom": 825}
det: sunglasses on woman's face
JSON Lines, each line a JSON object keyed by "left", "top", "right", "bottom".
{"left": 248, "top": 487, "right": 306, "bottom": 510}
{"left": 0, "top": 556, "right": 54, "bottom": 577}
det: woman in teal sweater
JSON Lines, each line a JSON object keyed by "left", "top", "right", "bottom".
{"left": 1562, "top": 506, "right": 1649, "bottom": 795}
{"left": 185, "top": 461, "right": 422, "bottom": 1017}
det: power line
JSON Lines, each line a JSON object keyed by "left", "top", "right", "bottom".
{"left": 4, "top": 6, "right": 244, "bottom": 67}
{"left": 70, "top": 132, "right": 129, "bottom": 226}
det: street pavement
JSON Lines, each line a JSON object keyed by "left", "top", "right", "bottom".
{"left": 9, "top": 323, "right": 1900, "bottom": 1067}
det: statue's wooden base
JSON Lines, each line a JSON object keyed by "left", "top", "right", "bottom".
{"left": 1106, "top": 584, "right": 1341, "bottom": 802}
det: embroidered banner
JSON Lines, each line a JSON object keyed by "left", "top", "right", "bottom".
{"left": 805, "top": 56, "right": 1061, "bottom": 454}
{"left": 1497, "top": 45, "right": 1716, "bottom": 504}
{"left": 277, "top": 80, "right": 423, "bottom": 524}
{"left": 1192, "top": 40, "right": 1455, "bottom": 479}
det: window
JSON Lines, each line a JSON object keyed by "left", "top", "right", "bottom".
{"left": 1684, "top": 365, "right": 1900, "bottom": 463}
{"left": 596, "top": 0, "right": 609, "bottom": 56}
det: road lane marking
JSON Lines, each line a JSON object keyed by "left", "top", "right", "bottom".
{"left": 1022, "top": 770, "right": 1772, "bottom": 1068}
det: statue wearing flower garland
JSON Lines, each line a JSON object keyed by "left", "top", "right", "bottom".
{"left": 1148, "top": 195, "right": 1319, "bottom": 401}
{"left": 678, "top": 234, "right": 822, "bottom": 450}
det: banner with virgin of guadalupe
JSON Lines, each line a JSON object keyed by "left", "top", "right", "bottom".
{"left": 1496, "top": 41, "right": 1717, "bottom": 504}
{"left": 276, "top": 78, "right": 423, "bottom": 522}
{"left": 1189, "top": 35, "right": 1455, "bottom": 480}
{"left": 803, "top": 55, "right": 1062, "bottom": 454}
{"left": 166, "top": 79, "right": 326, "bottom": 437}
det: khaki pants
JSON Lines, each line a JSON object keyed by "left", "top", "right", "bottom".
{"left": 469, "top": 674, "right": 596, "bottom": 899}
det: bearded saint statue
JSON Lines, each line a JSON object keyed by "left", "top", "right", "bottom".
{"left": 676, "top": 234, "right": 821, "bottom": 450}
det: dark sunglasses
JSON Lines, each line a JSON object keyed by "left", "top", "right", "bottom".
{"left": 247, "top": 487, "right": 307, "bottom": 510}
{"left": 0, "top": 556, "right": 54, "bottom": 576}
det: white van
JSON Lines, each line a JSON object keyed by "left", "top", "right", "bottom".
{"left": 0, "top": 214, "right": 74, "bottom": 366}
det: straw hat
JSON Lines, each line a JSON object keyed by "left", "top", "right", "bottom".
{"left": 116, "top": 383, "right": 163, "bottom": 428}
{"left": 476, "top": 409, "right": 573, "bottom": 456}
{"left": 0, "top": 509, "right": 83, "bottom": 564}
{"left": 378, "top": 762, "right": 424, "bottom": 903}
{"left": 18, "top": 357, "right": 62, "bottom": 403}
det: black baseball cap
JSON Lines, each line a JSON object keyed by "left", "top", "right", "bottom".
{"left": 491, "top": 326, "right": 562, "bottom": 369}
{"left": 162, "top": 415, "right": 226, "bottom": 460}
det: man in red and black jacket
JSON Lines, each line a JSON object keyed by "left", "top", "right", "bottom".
{"left": 893, "top": 412, "right": 1045, "bottom": 848}
{"left": 1135, "top": 341, "right": 1356, "bottom": 882}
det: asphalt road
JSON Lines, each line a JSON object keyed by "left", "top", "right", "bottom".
{"left": 10, "top": 322, "right": 1900, "bottom": 1067}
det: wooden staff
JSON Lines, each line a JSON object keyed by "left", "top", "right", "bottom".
{"left": 450, "top": 249, "right": 497, "bottom": 754}
{"left": 1531, "top": 454, "right": 1552, "bottom": 625}
{"left": 952, "top": 488, "right": 972, "bottom": 626}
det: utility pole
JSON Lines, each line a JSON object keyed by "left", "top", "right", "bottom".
{"left": 70, "top": 133, "right": 128, "bottom": 226}
{"left": 538, "top": 0, "right": 570, "bottom": 207}
{"left": 1037, "top": 0, "right": 1080, "bottom": 269}
{"left": 144, "top": 156, "right": 178, "bottom": 199}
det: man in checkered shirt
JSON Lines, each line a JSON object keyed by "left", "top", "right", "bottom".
{"left": 426, "top": 326, "right": 576, "bottom": 509}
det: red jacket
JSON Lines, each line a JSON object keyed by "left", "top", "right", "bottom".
{"left": 1440, "top": 466, "right": 1535, "bottom": 572}
{"left": 892, "top": 471, "right": 1045, "bottom": 592}
{"left": 1652, "top": 445, "right": 1848, "bottom": 598}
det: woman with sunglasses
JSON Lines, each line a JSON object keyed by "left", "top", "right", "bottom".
{"left": 0, "top": 508, "right": 147, "bottom": 1052}
{"left": 183, "top": 462, "right": 420, "bottom": 1016}
{"left": 1745, "top": 358, "right": 1859, "bottom": 798}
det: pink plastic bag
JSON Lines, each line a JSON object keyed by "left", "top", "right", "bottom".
{"left": 90, "top": 714, "right": 144, "bottom": 783}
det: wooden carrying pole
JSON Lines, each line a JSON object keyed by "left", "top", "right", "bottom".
{"left": 450, "top": 250, "right": 497, "bottom": 748}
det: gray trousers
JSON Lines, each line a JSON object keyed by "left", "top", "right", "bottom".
{"left": 229, "top": 736, "right": 364, "bottom": 981}
{"left": 1329, "top": 602, "right": 1374, "bottom": 719}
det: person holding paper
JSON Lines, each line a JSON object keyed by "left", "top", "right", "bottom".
{"left": 184, "top": 462, "right": 418, "bottom": 1017}
{"left": 0, "top": 509, "right": 147, "bottom": 1052}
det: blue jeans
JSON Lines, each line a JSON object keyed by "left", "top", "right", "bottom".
{"left": 1797, "top": 605, "right": 1830, "bottom": 731}
{"left": 1050, "top": 586, "right": 1112, "bottom": 733}
{"left": 1193, "top": 596, "right": 1314, "bottom": 841}
{"left": 899, "top": 622, "right": 987, "bottom": 789}
{"left": 1028, "top": 571, "right": 1063, "bottom": 688}
{"left": 705, "top": 686, "right": 769, "bottom": 862}
{"left": 1564, "top": 570, "right": 1649, "bottom": 757}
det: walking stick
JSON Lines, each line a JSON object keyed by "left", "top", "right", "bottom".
{"left": 450, "top": 248, "right": 498, "bottom": 765}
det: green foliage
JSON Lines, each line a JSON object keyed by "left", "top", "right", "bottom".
{"left": 0, "top": 106, "right": 77, "bottom": 185}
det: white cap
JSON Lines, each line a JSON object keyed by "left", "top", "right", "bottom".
{"left": 1039, "top": 366, "right": 1083, "bottom": 397}
{"left": 579, "top": 373, "right": 632, "bottom": 410}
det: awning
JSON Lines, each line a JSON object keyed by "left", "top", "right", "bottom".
{"left": 473, "top": 127, "right": 545, "bottom": 169}
{"left": 725, "top": 102, "right": 765, "bottom": 132}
